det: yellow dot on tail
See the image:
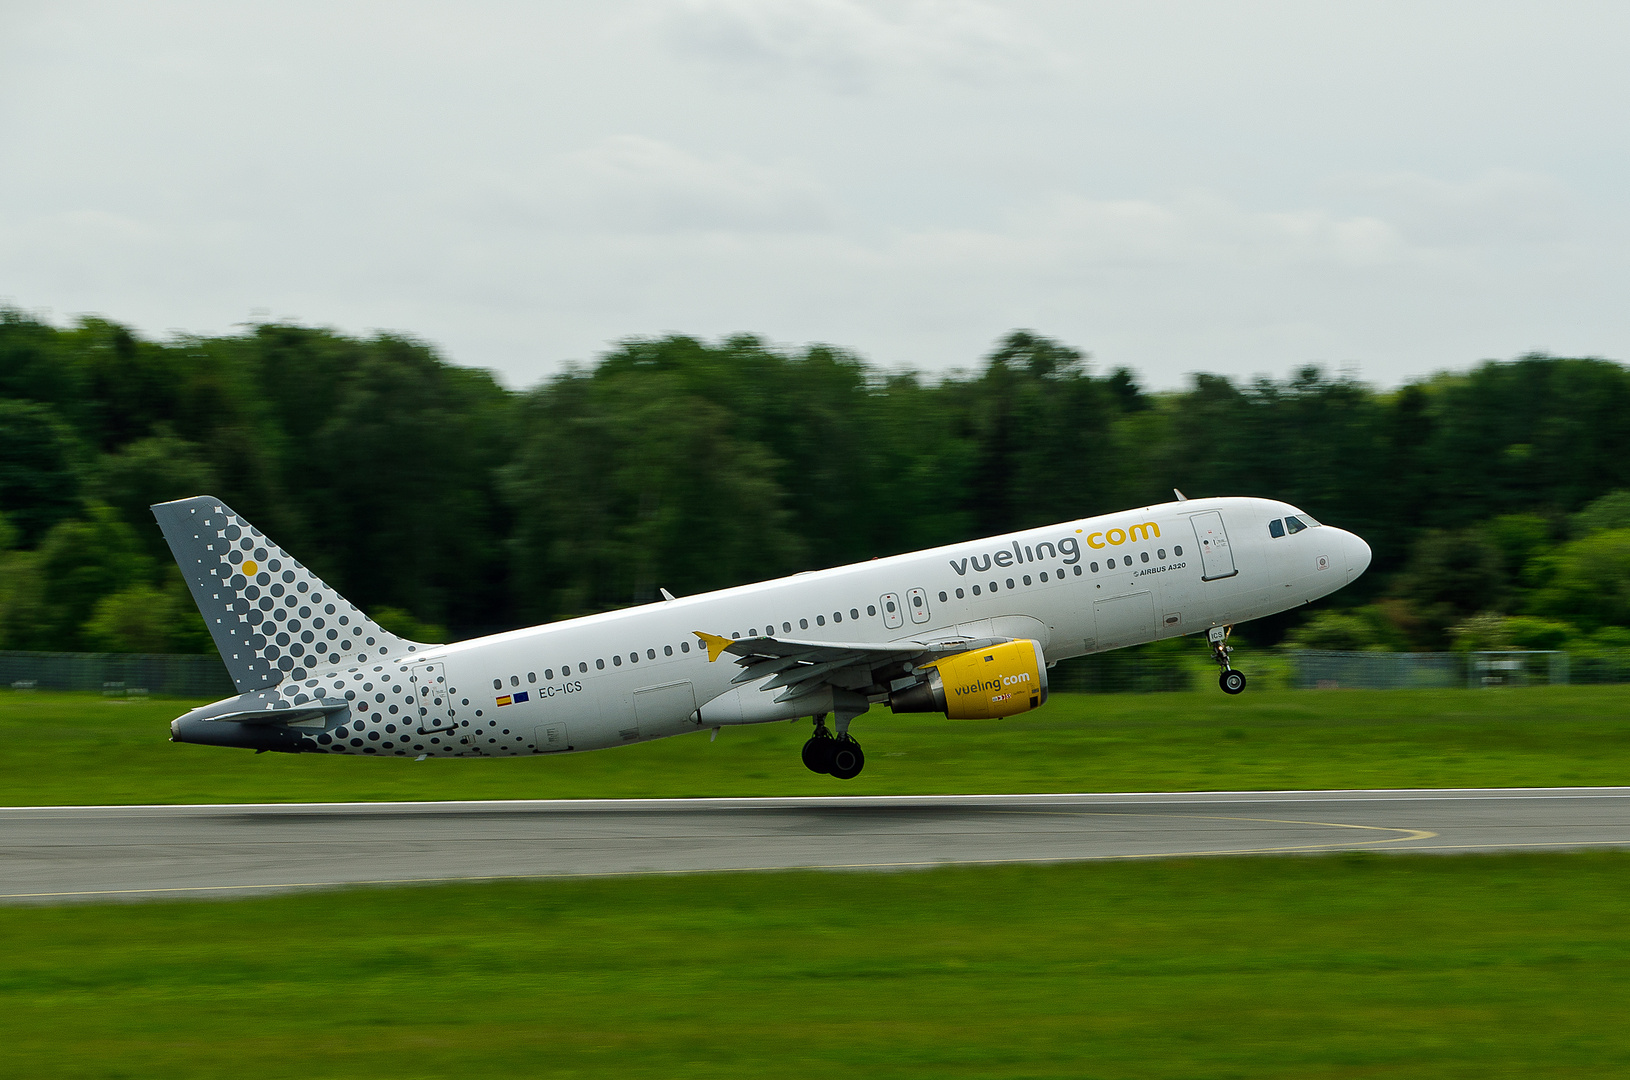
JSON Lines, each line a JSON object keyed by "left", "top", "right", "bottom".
{"left": 242, "top": 560, "right": 258, "bottom": 575}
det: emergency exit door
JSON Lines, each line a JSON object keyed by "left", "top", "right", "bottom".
{"left": 1190, "top": 511, "right": 1238, "bottom": 581}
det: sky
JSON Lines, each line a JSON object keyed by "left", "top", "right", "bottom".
{"left": 3, "top": 1, "right": 1628, "bottom": 389}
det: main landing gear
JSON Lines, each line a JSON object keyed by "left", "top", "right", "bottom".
{"left": 1209, "top": 625, "right": 1248, "bottom": 695}
{"left": 802, "top": 714, "right": 865, "bottom": 779}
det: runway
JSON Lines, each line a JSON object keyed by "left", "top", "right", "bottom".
{"left": 4, "top": 787, "right": 1630, "bottom": 904}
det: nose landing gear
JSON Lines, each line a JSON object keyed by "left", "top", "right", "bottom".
{"left": 1209, "top": 625, "right": 1248, "bottom": 695}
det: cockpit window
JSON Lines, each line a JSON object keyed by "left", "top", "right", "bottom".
{"left": 1269, "top": 519, "right": 1285, "bottom": 538}
{"left": 1285, "top": 515, "right": 1309, "bottom": 534}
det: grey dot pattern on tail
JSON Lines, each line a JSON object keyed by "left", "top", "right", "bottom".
{"left": 155, "top": 495, "right": 423, "bottom": 694}
{"left": 156, "top": 495, "right": 533, "bottom": 759}
{"left": 193, "top": 504, "right": 417, "bottom": 689}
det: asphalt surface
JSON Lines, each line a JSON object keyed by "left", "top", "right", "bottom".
{"left": 4, "top": 787, "right": 1630, "bottom": 904}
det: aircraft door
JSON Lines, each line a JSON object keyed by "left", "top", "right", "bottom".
{"left": 410, "top": 662, "right": 458, "bottom": 734}
{"left": 906, "top": 588, "right": 931, "bottom": 623}
{"left": 1190, "top": 511, "right": 1239, "bottom": 581}
{"left": 880, "top": 593, "right": 905, "bottom": 629}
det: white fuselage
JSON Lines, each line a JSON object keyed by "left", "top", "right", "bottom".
{"left": 302, "top": 495, "right": 1364, "bottom": 759}
{"left": 172, "top": 496, "right": 1369, "bottom": 758}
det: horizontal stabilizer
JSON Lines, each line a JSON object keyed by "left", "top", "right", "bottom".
{"left": 197, "top": 703, "right": 347, "bottom": 727}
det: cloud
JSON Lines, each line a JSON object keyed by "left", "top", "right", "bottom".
{"left": 466, "top": 135, "right": 837, "bottom": 235}
{"left": 1326, "top": 170, "right": 1587, "bottom": 247}
{"left": 652, "top": 0, "right": 1053, "bottom": 91}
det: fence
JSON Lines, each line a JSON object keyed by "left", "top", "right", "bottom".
{"left": 0, "top": 651, "right": 235, "bottom": 698}
{"left": 1050, "top": 651, "right": 1197, "bottom": 694}
{"left": 1287, "top": 650, "right": 1571, "bottom": 690}
{"left": 0, "top": 646, "right": 1614, "bottom": 699}
{"left": 1055, "top": 648, "right": 1588, "bottom": 693}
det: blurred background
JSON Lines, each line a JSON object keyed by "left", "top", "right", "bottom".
{"left": 3, "top": 2, "right": 1629, "bottom": 679}
{"left": 2, "top": 318, "right": 1628, "bottom": 667}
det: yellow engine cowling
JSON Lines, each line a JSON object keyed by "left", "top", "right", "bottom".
{"left": 887, "top": 640, "right": 1049, "bottom": 720}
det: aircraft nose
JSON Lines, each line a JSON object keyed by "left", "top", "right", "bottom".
{"left": 1345, "top": 530, "right": 1372, "bottom": 582}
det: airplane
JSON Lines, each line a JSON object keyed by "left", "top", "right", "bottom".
{"left": 155, "top": 493, "right": 1370, "bottom": 779}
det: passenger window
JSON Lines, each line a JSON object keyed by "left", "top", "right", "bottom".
{"left": 972, "top": 585, "right": 981, "bottom": 595}
{"left": 1269, "top": 518, "right": 1285, "bottom": 538}
{"left": 956, "top": 588, "right": 965, "bottom": 598}
{"left": 527, "top": 672, "right": 536, "bottom": 683}
{"left": 869, "top": 604, "right": 879, "bottom": 616}
{"left": 1140, "top": 552, "right": 1150, "bottom": 563}
{"left": 1039, "top": 572, "right": 1048, "bottom": 583}
{"left": 800, "top": 619, "right": 809, "bottom": 630}
{"left": 1074, "top": 565, "right": 1082, "bottom": 575}
{"left": 1022, "top": 575, "right": 1031, "bottom": 585}
{"left": 680, "top": 642, "right": 690, "bottom": 653}
{"left": 816, "top": 616, "right": 825, "bottom": 626}
{"left": 1286, "top": 515, "right": 1308, "bottom": 534}
{"left": 664, "top": 646, "right": 672, "bottom": 656}
{"left": 912, "top": 596, "right": 922, "bottom": 607}
{"left": 492, "top": 679, "right": 501, "bottom": 690}
{"left": 648, "top": 648, "right": 655, "bottom": 659}
{"left": 782, "top": 622, "right": 791, "bottom": 633}
{"left": 851, "top": 608, "right": 860, "bottom": 620}
{"left": 595, "top": 659, "right": 605, "bottom": 670}
{"left": 832, "top": 612, "right": 842, "bottom": 623}
{"left": 1090, "top": 562, "right": 1098, "bottom": 573}
{"left": 545, "top": 669, "right": 554, "bottom": 680}
{"left": 989, "top": 581, "right": 999, "bottom": 591}
{"left": 613, "top": 655, "right": 622, "bottom": 666}
{"left": 1174, "top": 545, "right": 1183, "bottom": 556}
{"left": 937, "top": 592, "right": 947, "bottom": 602}
{"left": 629, "top": 652, "right": 639, "bottom": 663}
{"left": 749, "top": 629, "right": 758, "bottom": 637}
{"left": 1006, "top": 578, "right": 1015, "bottom": 589}
{"left": 510, "top": 675, "right": 519, "bottom": 687}
{"left": 1158, "top": 549, "right": 1166, "bottom": 559}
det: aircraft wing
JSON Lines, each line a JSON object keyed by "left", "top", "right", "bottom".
{"left": 694, "top": 630, "right": 1002, "bottom": 704}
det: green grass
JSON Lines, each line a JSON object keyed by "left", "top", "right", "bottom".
{"left": 3, "top": 853, "right": 1628, "bottom": 1078}
{"left": 4, "top": 685, "right": 1630, "bottom": 805}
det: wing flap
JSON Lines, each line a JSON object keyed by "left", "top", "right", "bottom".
{"left": 694, "top": 631, "right": 1013, "bottom": 704}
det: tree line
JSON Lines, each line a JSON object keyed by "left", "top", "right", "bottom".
{"left": 3, "top": 307, "right": 1629, "bottom": 657}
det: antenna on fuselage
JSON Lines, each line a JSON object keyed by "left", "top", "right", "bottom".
{"left": 1174, "top": 489, "right": 1189, "bottom": 501}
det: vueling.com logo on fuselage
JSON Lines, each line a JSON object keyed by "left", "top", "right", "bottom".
{"left": 952, "top": 671, "right": 1032, "bottom": 698}
{"left": 947, "top": 522, "right": 1161, "bottom": 576}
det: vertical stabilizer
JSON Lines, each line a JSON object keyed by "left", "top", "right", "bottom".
{"left": 152, "top": 496, "right": 432, "bottom": 692}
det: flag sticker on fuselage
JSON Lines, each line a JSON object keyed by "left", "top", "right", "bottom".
{"left": 496, "top": 692, "right": 529, "bottom": 707}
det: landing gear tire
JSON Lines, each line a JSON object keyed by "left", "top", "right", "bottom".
{"left": 828, "top": 737, "right": 865, "bottom": 780}
{"left": 802, "top": 736, "right": 835, "bottom": 774}
{"left": 1219, "top": 669, "right": 1247, "bottom": 695}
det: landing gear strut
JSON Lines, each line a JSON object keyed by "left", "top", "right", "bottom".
{"left": 802, "top": 712, "right": 866, "bottom": 779}
{"left": 1209, "top": 625, "right": 1247, "bottom": 695}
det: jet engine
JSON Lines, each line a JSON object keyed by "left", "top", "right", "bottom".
{"left": 887, "top": 639, "right": 1049, "bottom": 719}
